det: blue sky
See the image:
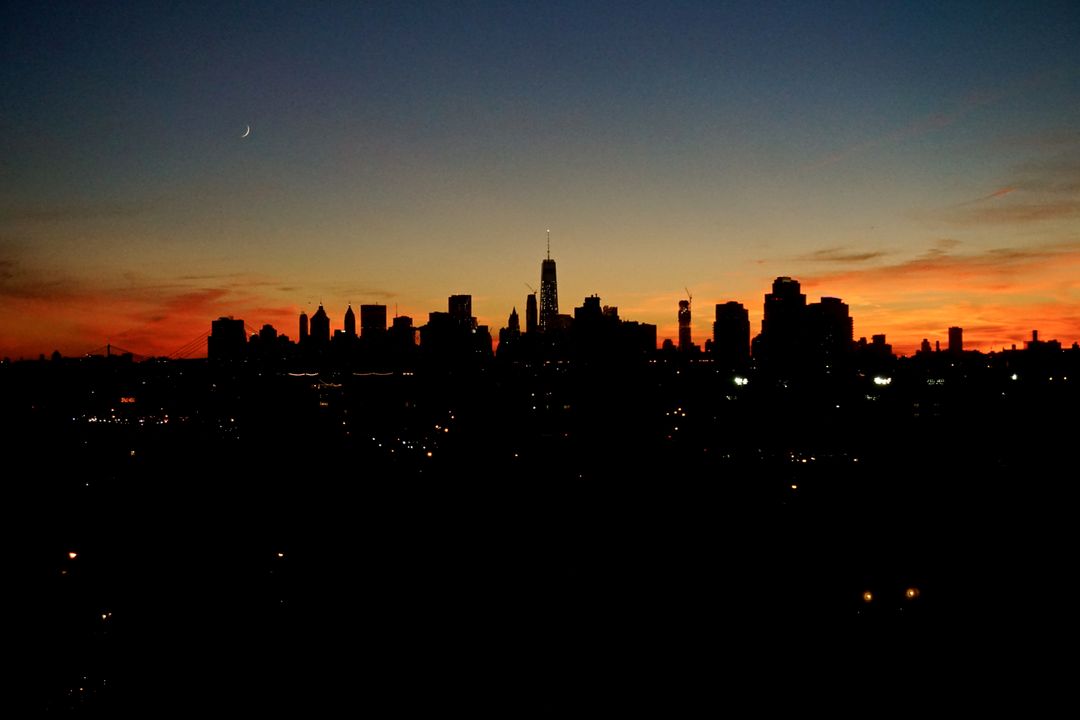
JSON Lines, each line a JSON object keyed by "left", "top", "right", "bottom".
{"left": 3, "top": 1, "right": 1079, "bottom": 356}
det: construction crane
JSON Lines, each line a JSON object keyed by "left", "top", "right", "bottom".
{"left": 525, "top": 282, "right": 538, "bottom": 295}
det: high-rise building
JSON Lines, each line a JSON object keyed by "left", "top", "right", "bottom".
{"left": 310, "top": 305, "right": 330, "bottom": 345}
{"left": 871, "top": 334, "right": 892, "bottom": 356}
{"left": 389, "top": 315, "right": 417, "bottom": 347}
{"left": 448, "top": 295, "right": 475, "bottom": 328}
{"left": 948, "top": 326, "right": 963, "bottom": 354}
{"left": 539, "top": 232, "right": 559, "bottom": 332}
{"left": 343, "top": 305, "right": 357, "bottom": 337}
{"left": 525, "top": 293, "right": 538, "bottom": 334}
{"left": 499, "top": 307, "right": 521, "bottom": 352}
{"left": 762, "top": 277, "right": 806, "bottom": 342}
{"left": 299, "top": 312, "right": 309, "bottom": 344}
{"left": 755, "top": 276, "right": 807, "bottom": 368}
{"left": 806, "top": 296, "right": 852, "bottom": 368}
{"left": 360, "top": 304, "right": 387, "bottom": 336}
{"left": 713, "top": 301, "right": 750, "bottom": 367}
{"left": 208, "top": 317, "right": 246, "bottom": 361}
{"left": 678, "top": 300, "right": 692, "bottom": 351}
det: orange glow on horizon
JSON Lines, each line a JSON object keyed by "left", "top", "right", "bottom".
{"left": 2, "top": 243, "right": 1079, "bottom": 360}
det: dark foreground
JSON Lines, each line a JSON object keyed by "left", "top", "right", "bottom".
{"left": 9, "top": 358, "right": 1076, "bottom": 710}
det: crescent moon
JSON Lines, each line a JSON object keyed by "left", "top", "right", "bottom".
{"left": 241, "top": 125, "right": 251, "bottom": 138}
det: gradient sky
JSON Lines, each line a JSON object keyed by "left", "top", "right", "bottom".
{"left": 3, "top": 0, "right": 1079, "bottom": 358}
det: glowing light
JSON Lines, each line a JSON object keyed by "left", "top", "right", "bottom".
{"left": 733, "top": 376, "right": 749, "bottom": 386}
{"left": 873, "top": 376, "right": 892, "bottom": 386}
{"left": 68, "top": 551, "right": 78, "bottom": 560}
{"left": 905, "top": 587, "right": 920, "bottom": 599}
{"left": 426, "top": 451, "right": 433, "bottom": 457}
{"left": 790, "top": 484, "right": 797, "bottom": 490}
{"left": 277, "top": 552, "right": 285, "bottom": 558}
{"left": 1011, "top": 373, "right": 1018, "bottom": 380}
{"left": 862, "top": 591, "right": 873, "bottom": 603}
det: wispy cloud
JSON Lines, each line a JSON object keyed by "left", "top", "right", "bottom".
{"left": 944, "top": 141, "right": 1080, "bottom": 224}
{"left": 0, "top": 258, "right": 303, "bottom": 358}
{"left": 322, "top": 284, "right": 398, "bottom": 301}
{"left": 954, "top": 186, "right": 1016, "bottom": 206}
{"left": 947, "top": 202, "right": 1080, "bottom": 226}
{"left": 797, "top": 247, "right": 888, "bottom": 263}
{"left": 799, "top": 241, "right": 1080, "bottom": 354}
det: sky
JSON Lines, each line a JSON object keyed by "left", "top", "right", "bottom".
{"left": 2, "top": 0, "right": 1079, "bottom": 358}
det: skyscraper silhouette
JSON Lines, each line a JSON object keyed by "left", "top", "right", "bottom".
{"left": 361, "top": 305, "right": 387, "bottom": 336}
{"left": 299, "top": 311, "right": 309, "bottom": 344}
{"left": 806, "top": 296, "right": 852, "bottom": 370}
{"left": 678, "top": 300, "right": 692, "bottom": 351}
{"left": 498, "top": 307, "right": 521, "bottom": 352}
{"left": 526, "top": 293, "right": 538, "bottom": 334}
{"left": 343, "top": 305, "right": 357, "bottom": 338}
{"left": 539, "top": 232, "right": 559, "bottom": 332}
{"left": 449, "top": 295, "right": 475, "bottom": 329}
{"left": 310, "top": 305, "right": 330, "bottom": 345}
{"left": 713, "top": 301, "right": 750, "bottom": 367}
{"left": 949, "top": 326, "right": 963, "bottom": 354}
{"left": 754, "top": 276, "right": 807, "bottom": 371}
{"left": 208, "top": 316, "right": 246, "bottom": 361}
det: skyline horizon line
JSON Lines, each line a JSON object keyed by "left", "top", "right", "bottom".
{"left": 7, "top": 267, "right": 1075, "bottom": 362}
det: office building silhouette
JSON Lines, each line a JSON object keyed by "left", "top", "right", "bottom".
{"left": 806, "top": 296, "right": 853, "bottom": 369}
{"left": 208, "top": 317, "right": 246, "bottom": 361}
{"left": 361, "top": 305, "right": 387, "bottom": 337}
{"left": 526, "top": 293, "right": 538, "bottom": 335}
{"left": 713, "top": 301, "right": 750, "bottom": 368}
{"left": 309, "top": 305, "right": 330, "bottom": 346}
{"left": 949, "top": 326, "right": 963, "bottom": 354}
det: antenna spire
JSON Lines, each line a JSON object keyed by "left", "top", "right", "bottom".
{"left": 546, "top": 228, "right": 551, "bottom": 260}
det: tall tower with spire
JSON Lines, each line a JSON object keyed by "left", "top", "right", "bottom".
{"left": 344, "top": 304, "right": 357, "bottom": 337}
{"left": 539, "top": 229, "right": 559, "bottom": 332}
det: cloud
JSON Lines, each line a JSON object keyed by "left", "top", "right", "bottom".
{"left": 0, "top": 258, "right": 306, "bottom": 358}
{"left": 945, "top": 148, "right": 1080, "bottom": 224}
{"left": 797, "top": 247, "right": 888, "bottom": 263}
{"left": 947, "top": 201, "right": 1080, "bottom": 226}
{"left": 798, "top": 241, "right": 1080, "bottom": 354}
{"left": 177, "top": 273, "right": 248, "bottom": 281}
{"left": 808, "top": 240, "right": 1080, "bottom": 285}
{"left": 322, "top": 284, "right": 398, "bottom": 301}
{"left": 952, "top": 186, "right": 1015, "bottom": 206}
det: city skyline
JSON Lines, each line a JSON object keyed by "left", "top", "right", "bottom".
{"left": 3, "top": 2, "right": 1079, "bottom": 359}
